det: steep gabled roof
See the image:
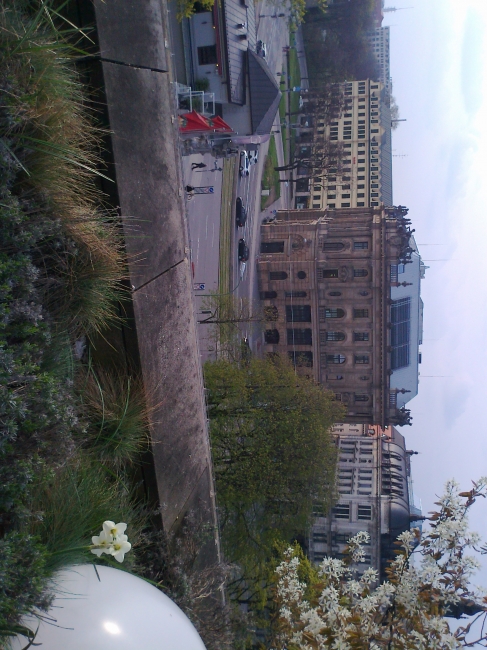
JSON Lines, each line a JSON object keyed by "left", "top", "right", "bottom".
{"left": 248, "top": 50, "right": 282, "bottom": 135}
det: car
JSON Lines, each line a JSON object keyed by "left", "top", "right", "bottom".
{"left": 238, "top": 238, "right": 249, "bottom": 261}
{"left": 256, "top": 40, "right": 267, "bottom": 58}
{"left": 248, "top": 150, "right": 259, "bottom": 165}
{"left": 236, "top": 197, "right": 247, "bottom": 227}
{"left": 239, "top": 150, "right": 250, "bottom": 176}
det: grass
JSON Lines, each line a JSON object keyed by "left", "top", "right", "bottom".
{"left": 218, "top": 158, "right": 235, "bottom": 295}
{"left": 79, "top": 366, "right": 151, "bottom": 468}
{"left": 261, "top": 136, "right": 281, "bottom": 210}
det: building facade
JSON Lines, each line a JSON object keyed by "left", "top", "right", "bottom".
{"left": 257, "top": 205, "right": 425, "bottom": 427}
{"left": 367, "top": 27, "right": 391, "bottom": 96}
{"left": 309, "top": 424, "right": 421, "bottom": 581}
{"left": 294, "top": 79, "right": 393, "bottom": 212}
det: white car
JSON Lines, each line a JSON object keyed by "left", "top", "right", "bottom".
{"left": 248, "top": 150, "right": 259, "bottom": 165}
{"left": 239, "top": 150, "right": 250, "bottom": 176}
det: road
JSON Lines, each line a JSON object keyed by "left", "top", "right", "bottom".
{"left": 184, "top": 7, "right": 291, "bottom": 360}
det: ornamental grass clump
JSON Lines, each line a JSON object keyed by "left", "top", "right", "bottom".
{"left": 0, "top": 0, "right": 127, "bottom": 337}
{"left": 79, "top": 367, "right": 151, "bottom": 468}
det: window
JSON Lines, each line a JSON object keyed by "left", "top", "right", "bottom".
{"left": 285, "top": 291, "right": 307, "bottom": 298}
{"left": 355, "top": 355, "right": 370, "bottom": 364}
{"left": 341, "top": 194, "right": 350, "bottom": 199}
{"left": 297, "top": 271, "right": 307, "bottom": 280}
{"left": 325, "top": 331, "right": 345, "bottom": 341}
{"left": 357, "top": 193, "right": 365, "bottom": 198}
{"left": 324, "top": 308, "right": 345, "bottom": 319}
{"left": 286, "top": 305, "right": 311, "bottom": 322}
{"left": 287, "top": 328, "right": 312, "bottom": 345}
{"left": 197, "top": 45, "right": 217, "bottom": 65}
{"left": 355, "top": 394, "right": 369, "bottom": 402}
{"left": 261, "top": 241, "right": 284, "bottom": 254}
{"left": 321, "top": 269, "right": 339, "bottom": 279}
{"left": 333, "top": 504, "right": 350, "bottom": 519}
{"left": 354, "top": 242, "right": 368, "bottom": 250}
{"left": 357, "top": 505, "right": 372, "bottom": 520}
{"left": 264, "top": 329, "right": 280, "bottom": 344}
{"left": 323, "top": 242, "right": 344, "bottom": 251}
{"left": 391, "top": 297, "right": 411, "bottom": 369}
{"left": 353, "top": 269, "right": 368, "bottom": 277}
{"left": 354, "top": 332, "right": 369, "bottom": 341}
{"left": 354, "top": 309, "right": 369, "bottom": 318}
{"left": 341, "top": 203, "right": 350, "bottom": 208}
{"left": 269, "top": 271, "right": 287, "bottom": 281}
{"left": 288, "top": 351, "right": 313, "bottom": 367}
{"left": 359, "top": 375, "right": 370, "bottom": 380}
{"left": 260, "top": 291, "right": 277, "bottom": 300}
{"left": 328, "top": 291, "right": 341, "bottom": 296}
{"left": 327, "top": 354, "right": 346, "bottom": 364}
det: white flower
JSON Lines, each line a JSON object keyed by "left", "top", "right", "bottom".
{"left": 91, "top": 530, "right": 112, "bottom": 557}
{"left": 103, "top": 521, "right": 127, "bottom": 538}
{"left": 109, "top": 535, "right": 132, "bottom": 563}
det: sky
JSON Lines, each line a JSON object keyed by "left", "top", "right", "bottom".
{"left": 383, "top": 0, "right": 487, "bottom": 579}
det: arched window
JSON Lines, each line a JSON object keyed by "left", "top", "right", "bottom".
{"left": 260, "top": 291, "right": 277, "bottom": 300}
{"left": 328, "top": 291, "right": 341, "bottom": 296}
{"left": 355, "top": 394, "right": 369, "bottom": 402}
{"left": 323, "top": 242, "right": 344, "bottom": 251}
{"left": 297, "top": 271, "right": 307, "bottom": 279}
{"left": 269, "top": 271, "right": 287, "bottom": 281}
{"left": 325, "top": 308, "right": 345, "bottom": 319}
{"left": 359, "top": 291, "right": 369, "bottom": 296}
{"left": 359, "top": 375, "right": 370, "bottom": 381}
{"left": 264, "top": 329, "right": 280, "bottom": 344}
{"left": 326, "top": 331, "right": 345, "bottom": 341}
{"left": 354, "top": 269, "right": 368, "bottom": 277}
{"left": 327, "top": 354, "right": 346, "bottom": 364}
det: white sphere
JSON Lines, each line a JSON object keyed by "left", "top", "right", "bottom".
{"left": 10, "top": 564, "right": 206, "bottom": 650}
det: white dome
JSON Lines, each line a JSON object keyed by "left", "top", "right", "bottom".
{"left": 9, "top": 564, "right": 206, "bottom": 650}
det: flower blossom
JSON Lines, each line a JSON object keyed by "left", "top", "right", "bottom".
{"left": 90, "top": 520, "right": 131, "bottom": 562}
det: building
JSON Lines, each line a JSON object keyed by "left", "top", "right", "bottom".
{"left": 309, "top": 424, "right": 421, "bottom": 581}
{"left": 177, "top": 1, "right": 281, "bottom": 137}
{"left": 257, "top": 205, "right": 426, "bottom": 427}
{"left": 367, "top": 27, "right": 391, "bottom": 96}
{"left": 294, "top": 79, "right": 393, "bottom": 212}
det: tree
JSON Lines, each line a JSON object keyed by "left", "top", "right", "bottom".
{"left": 274, "top": 85, "right": 346, "bottom": 178}
{"left": 204, "top": 356, "right": 344, "bottom": 606}
{"left": 273, "top": 478, "right": 487, "bottom": 649}
{"left": 198, "top": 292, "right": 273, "bottom": 361}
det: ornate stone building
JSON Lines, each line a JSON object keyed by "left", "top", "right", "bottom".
{"left": 309, "top": 424, "right": 422, "bottom": 581}
{"left": 257, "top": 205, "right": 425, "bottom": 428}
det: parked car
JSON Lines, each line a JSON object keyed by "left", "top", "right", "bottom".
{"left": 256, "top": 40, "right": 267, "bottom": 58}
{"left": 239, "top": 150, "right": 250, "bottom": 177}
{"left": 238, "top": 238, "right": 250, "bottom": 261}
{"left": 248, "top": 150, "right": 259, "bottom": 165}
{"left": 236, "top": 197, "right": 247, "bottom": 227}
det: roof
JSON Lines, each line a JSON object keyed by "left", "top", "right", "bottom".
{"left": 248, "top": 50, "right": 282, "bottom": 135}
{"left": 220, "top": 0, "right": 256, "bottom": 104}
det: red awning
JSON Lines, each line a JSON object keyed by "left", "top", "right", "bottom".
{"left": 209, "top": 115, "right": 233, "bottom": 132}
{"left": 179, "top": 110, "right": 211, "bottom": 132}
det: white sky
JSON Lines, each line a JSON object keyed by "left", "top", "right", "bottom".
{"left": 384, "top": 0, "right": 487, "bottom": 579}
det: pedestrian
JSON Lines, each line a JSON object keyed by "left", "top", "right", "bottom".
{"left": 191, "top": 162, "right": 207, "bottom": 170}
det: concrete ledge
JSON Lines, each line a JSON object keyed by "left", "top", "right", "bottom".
{"left": 101, "top": 61, "right": 186, "bottom": 289}
{"left": 131, "top": 260, "right": 215, "bottom": 532}
{"left": 94, "top": 0, "right": 169, "bottom": 71}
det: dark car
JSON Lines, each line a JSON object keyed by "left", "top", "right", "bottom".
{"left": 236, "top": 197, "right": 247, "bottom": 227}
{"left": 238, "top": 238, "right": 249, "bottom": 261}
